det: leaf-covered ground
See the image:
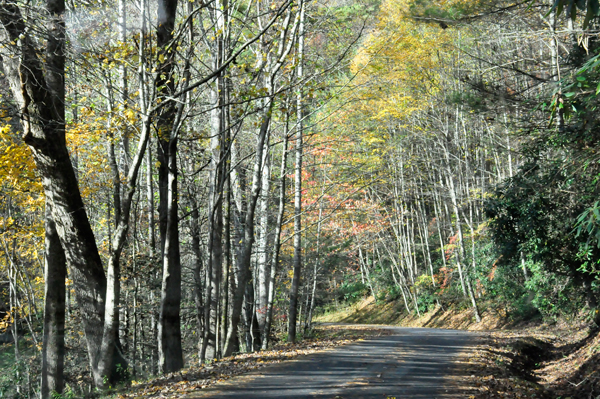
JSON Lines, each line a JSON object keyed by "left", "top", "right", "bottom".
{"left": 110, "top": 325, "right": 392, "bottom": 398}
{"left": 456, "top": 321, "right": 600, "bottom": 399}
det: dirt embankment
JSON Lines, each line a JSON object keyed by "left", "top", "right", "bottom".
{"left": 460, "top": 325, "right": 600, "bottom": 399}
{"left": 315, "top": 297, "right": 600, "bottom": 398}
{"left": 315, "top": 296, "right": 513, "bottom": 330}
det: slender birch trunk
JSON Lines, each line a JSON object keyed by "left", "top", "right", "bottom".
{"left": 288, "top": 0, "right": 305, "bottom": 343}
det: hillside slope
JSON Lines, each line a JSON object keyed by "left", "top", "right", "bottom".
{"left": 315, "top": 297, "right": 512, "bottom": 330}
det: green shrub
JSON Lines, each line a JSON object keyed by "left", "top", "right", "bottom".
{"left": 416, "top": 292, "right": 437, "bottom": 313}
{"left": 385, "top": 285, "right": 403, "bottom": 302}
{"left": 338, "top": 281, "right": 368, "bottom": 303}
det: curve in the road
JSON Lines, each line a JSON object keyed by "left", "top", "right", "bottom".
{"left": 185, "top": 327, "right": 480, "bottom": 399}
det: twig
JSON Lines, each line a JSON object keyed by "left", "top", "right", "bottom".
{"left": 568, "top": 376, "right": 589, "bottom": 387}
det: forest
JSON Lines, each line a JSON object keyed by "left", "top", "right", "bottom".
{"left": 0, "top": 0, "right": 599, "bottom": 397}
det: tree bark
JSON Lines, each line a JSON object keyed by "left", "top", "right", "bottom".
{"left": 223, "top": 107, "right": 273, "bottom": 357}
{"left": 41, "top": 201, "right": 66, "bottom": 399}
{"left": 255, "top": 148, "right": 271, "bottom": 346}
{"left": 156, "top": 0, "right": 184, "bottom": 373}
{"left": 202, "top": 10, "right": 227, "bottom": 357}
{"left": 158, "top": 133, "right": 184, "bottom": 372}
{"left": 306, "top": 204, "right": 323, "bottom": 331}
{"left": 288, "top": 0, "right": 305, "bottom": 343}
{"left": 262, "top": 131, "right": 289, "bottom": 350}
{"left": 0, "top": 1, "right": 131, "bottom": 386}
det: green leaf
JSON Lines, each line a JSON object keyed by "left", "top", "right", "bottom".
{"left": 583, "top": 8, "right": 593, "bottom": 28}
{"left": 595, "top": 81, "right": 600, "bottom": 95}
{"left": 585, "top": 0, "right": 600, "bottom": 26}
{"left": 564, "top": 91, "right": 576, "bottom": 97}
{"left": 547, "top": 0, "right": 564, "bottom": 16}
{"left": 525, "top": 0, "right": 537, "bottom": 11}
{"left": 571, "top": 0, "right": 579, "bottom": 19}
{"left": 556, "top": 0, "right": 565, "bottom": 16}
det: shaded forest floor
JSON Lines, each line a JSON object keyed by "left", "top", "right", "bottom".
{"left": 316, "top": 297, "right": 600, "bottom": 398}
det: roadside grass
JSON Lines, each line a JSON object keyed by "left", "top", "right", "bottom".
{"left": 314, "top": 297, "right": 408, "bottom": 325}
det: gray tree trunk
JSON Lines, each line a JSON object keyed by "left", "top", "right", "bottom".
{"left": 262, "top": 131, "right": 289, "bottom": 350}
{"left": 41, "top": 201, "right": 66, "bottom": 399}
{"left": 288, "top": 0, "right": 305, "bottom": 343}
{"left": 156, "top": 0, "right": 184, "bottom": 374}
{"left": 255, "top": 144, "right": 271, "bottom": 345}
{"left": 223, "top": 107, "right": 273, "bottom": 357}
{"left": 0, "top": 1, "right": 127, "bottom": 387}
{"left": 202, "top": 43, "right": 226, "bottom": 362}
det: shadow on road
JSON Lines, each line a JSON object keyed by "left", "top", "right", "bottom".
{"left": 186, "top": 327, "right": 480, "bottom": 399}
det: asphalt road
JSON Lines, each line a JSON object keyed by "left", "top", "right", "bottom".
{"left": 186, "top": 326, "right": 479, "bottom": 399}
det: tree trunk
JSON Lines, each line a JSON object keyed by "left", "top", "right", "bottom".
{"left": 41, "top": 202, "right": 66, "bottom": 399}
{"left": 158, "top": 135, "right": 184, "bottom": 372}
{"left": 156, "top": 0, "right": 184, "bottom": 374}
{"left": 0, "top": 1, "right": 127, "bottom": 384}
{"left": 262, "top": 131, "right": 289, "bottom": 350}
{"left": 446, "top": 173, "right": 481, "bottom": 323}
{"left": 223, "top": 105, "right": 273, "bottom": 357}
{"left": 255, "top": 139, "right": 271, "bottom": 345}
{"left": 288, "top": 0, "right": 305, "bottom": 343}
{"left": 202, "top": 48, "right": 226, "bottom": 361}
{"left": 306, "top": 205, "right": 323, "bottom": 331}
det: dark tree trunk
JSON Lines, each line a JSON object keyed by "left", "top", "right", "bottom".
{"left": 0, "top": 1, "right": 125, "bottom": 385}
{"left": 155, "top": 0, "right": 183, "bottom": 373}
{"left": 41, "top": 201, "right": 66, "bottom": 399}
{"left": 158, "top": 135, "right": 183, "bottom": 372}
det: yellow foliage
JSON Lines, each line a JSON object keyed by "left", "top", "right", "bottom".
{"left": 0, "top": 124, "right": 41, "bottom": 197}
{"left": 0, "top": 123, "right": 44, "bottom": 320}
{"left": 350, "top": 0, "right": 454, "bottom": 124}
{"left": 318, "top": 0, "right": 464, "bottom": 180}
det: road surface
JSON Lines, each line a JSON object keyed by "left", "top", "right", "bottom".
{"left": 186, "top": 326, "right": 479, "bottom": 399}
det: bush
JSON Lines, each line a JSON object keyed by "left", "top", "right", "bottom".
{"left": 338, "top": 281, "right": 368, "bottom": 303}
{"left": 380, "top": 285, "right": 403, "bottom": 302}
{"left": 416, "top": 292, "right": 437, "bottom": 313}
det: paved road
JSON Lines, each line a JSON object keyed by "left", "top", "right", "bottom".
{"left": 186, "top": 327, "right": 479, "bottom": 399}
